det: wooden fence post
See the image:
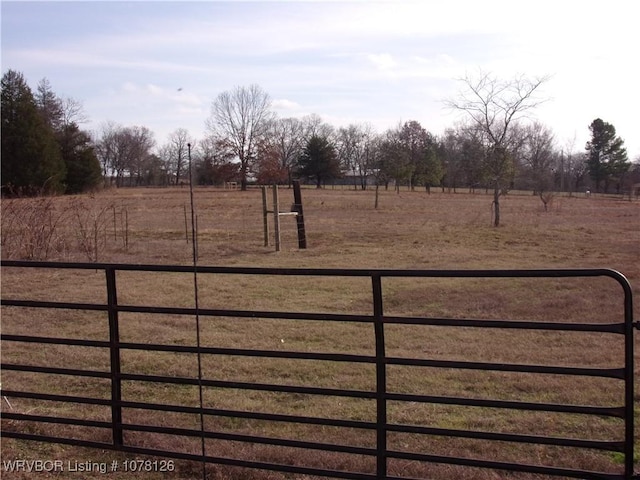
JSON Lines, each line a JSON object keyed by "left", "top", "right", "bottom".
{"left": 292, "top": 180, "right": 307, "bottom": 249}
{"left": 272, "top": 184, "right": 281, "bottom": 252}
{"left": 262, "top": 186, "right": 269, "bottom": 247}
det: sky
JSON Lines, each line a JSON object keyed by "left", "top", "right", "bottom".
{"left": 2, "top": 0, "right": 639, "bottom": 159}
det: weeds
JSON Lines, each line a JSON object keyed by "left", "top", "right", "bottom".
{"left": 1, "top": 193, "right": 126, "bottom": 261}
{"left": 0, "top": 195, "right": 68, "bottom": 260}
{"left": 539, "top": 191, "right": 555, "bottom": 211}
{"left": 69, "top": 197, "right": 114, "bottom": 262}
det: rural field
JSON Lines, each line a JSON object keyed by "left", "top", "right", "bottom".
{"left": 1, "top": 186, "right": 639, "bottom": 479}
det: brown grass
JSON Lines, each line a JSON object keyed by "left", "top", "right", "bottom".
{"left": 1, "top": 186, "right": 639, "bottom": 479}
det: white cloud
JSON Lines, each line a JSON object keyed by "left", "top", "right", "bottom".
{"left": 146, "top": 84, "right": 164, "bottom": 96}
{"left": 272, "top": 98, "right": 302, "bottom": 111}
{"left": 366, "top": 53, "right": 397, "bottom": 71}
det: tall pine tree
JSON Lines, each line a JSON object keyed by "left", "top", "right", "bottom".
{"left": 585, "top": 118, "right": 629, "bottom": 193}
{"left": 58, "top": 124, "right": 102, "bottom": 193}
{"left": 35, "top": 77, "right": 101, "bottom": 193}
{"left": 298, "top": 135, "right": 340, "bottom": 188}
{"left": 1, "top": 69, "right": 65, "bottom": 194}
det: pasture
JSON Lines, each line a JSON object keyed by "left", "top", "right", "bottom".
{"left": 1, "top": 186, "right": 639, "bottom": 479}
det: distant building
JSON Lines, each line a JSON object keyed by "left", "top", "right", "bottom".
{"left": 331, "top": 170, "right": 378, "bottom": 187}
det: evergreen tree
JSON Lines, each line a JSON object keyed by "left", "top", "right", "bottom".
{"left": 1, "top": 69, "right": 65, "bottom": 194}
{"left": 34, "top": 76, "right": 101, "bottom": 193}
{"left": 585, "top": 118, "right": 629, "bottom": 193}
{"left": 398, "top": 121, "right": 444, "bottom": 191}
{"left": 413, "top": 147, "right": 444, "bottom": 192}
{"left": 298, "top": 135, "right": 340, "bottom": 188}
{"left": 58, "top": 124, "right": 102, "bottom": 193}
{"left": 35, "top": 77, "right": 64, "bottom": 131}
{"left": 377, "top": 129, "right": 411, "bottom": 192}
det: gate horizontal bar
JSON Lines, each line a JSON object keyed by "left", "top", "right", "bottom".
{"left": 2, "top": 334, "right": 110, "bottom": 348}
{"left": 2, "top": 299, "right": 626, "bottom": 334}
{"left": 386, "top": 392, "right": 625, "bottom": 417}
{"left": 124, "top": 422, "right": 377, "bottom": 457}
{"left": 2, "top": 363, "right": 111, "bottom": 379}
{"left": 120, "top": 372, "right": 377, "bottom": 399}
{"left": 386, "top": 449, "right": 622, "bottom": 480}
{"left": 383, "top": 315, "right": 626, "bottom": 333}
{"left": 1, "top": 431, "right": 379, "bottom": 480}
{"left": 0, "top": 390, "right": 112, "bottom": 406}
{"left": 1, "top": 334, "right": 376, "bottom": 363}
{"left": 387, "top": 422, "right": 624, "bottom": 451}
{"left": 2, "top": 412, "right": 112, "bottom": 430}
{"left": 386, "top": 356, "right": 625, "bottom": 378}
{"left": 0, "top": 260, "right": 630, "bottom": 282}
{"left": 119, "top": 342, "right": 376, "bottom": 363}
{"left": 1, "top": 299, "right": 108, "bottom": 311}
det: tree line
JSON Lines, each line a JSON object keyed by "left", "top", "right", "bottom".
{"left": 2, "top": 69, "right": 636, "bottom": 204}
{"left": 1, "top": 70, "right": 101, "bottom": 195}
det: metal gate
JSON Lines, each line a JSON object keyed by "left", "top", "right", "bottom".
{"left": 0, "top": 260, "right": 635, "bottom": 479}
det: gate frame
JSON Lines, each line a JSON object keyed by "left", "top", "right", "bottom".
{"left": 0, "top": 261, "right": 636, "bottom": 479}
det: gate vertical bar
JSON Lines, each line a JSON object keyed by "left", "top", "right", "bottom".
{"left": 372, "top": 274, "right": 387, "bottom": 479}
{"left": 105, "top": 266, "right": 123, "bottom": 447}
{"left": 622, "top": 279, "right": 634, "bottom": 479}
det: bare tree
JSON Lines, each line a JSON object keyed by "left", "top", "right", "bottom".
{"left": 193, "top": 134, "right": 237, "bottom": 185}
{"left": 300, "top": 114, "right": 335, "bottom": 143}
{"left": 206, "top": 84, "right": 273, "bottom": 190}
{"left": 35, "top": 77, "right": 88, "bottom": 129}
{"left": 446, "top": 71, "right": 548, "bottom": 226}
{"left": 127, "top": 126, "right": 156, "bottom": 186}
{"left": 521, "top": 122, "right": 556, "bottom": 200}
{"left": 454, "top": 121, "right": 488, "bottom": 193}
{"left": 162, "top": 128, "right": 193, "bottom": 185}
{"left": 60, "top": 96, "right": 89, "bottom": 128}
{"left": 96, "top": 123, "right": 155, "bottom": 187}
{"left": 336, "top": 124, "right": 376, "bottom": 190}
{"left": 559, "top": 136, "right": 589, "bottom": 196}
{"left": 95, "top": 121, "right": 121, "bottom": 185}
{"left": 263, "top": 116, "right": 305, "bottom": 186}
{"left": 438, "top": 127, "right": 466, "bottom": 193}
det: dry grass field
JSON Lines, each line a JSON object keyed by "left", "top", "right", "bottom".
{"left": 1, "top": 186, "right": 639, "bottom": 479}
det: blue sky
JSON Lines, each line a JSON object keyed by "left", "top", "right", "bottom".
{"left": 2, "top": 0, "right": 638, "bottom": 159}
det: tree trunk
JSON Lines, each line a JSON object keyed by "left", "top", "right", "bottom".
{"left": 493, "top": 186, "right": 500, "bottom": 227}
{"left": 240, "top": 162, "right": 248, "bottom": 191}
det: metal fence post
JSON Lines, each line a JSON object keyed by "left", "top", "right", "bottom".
{"left": 105, "top": 266, "right": 123, "bottom": 447}
{"left": 372, "top": 274, "right": 387, "bottom": 479}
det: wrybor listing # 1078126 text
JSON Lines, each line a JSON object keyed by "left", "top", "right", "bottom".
{"left": 2, "top": 458, "right": 176, "bottom": 474}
